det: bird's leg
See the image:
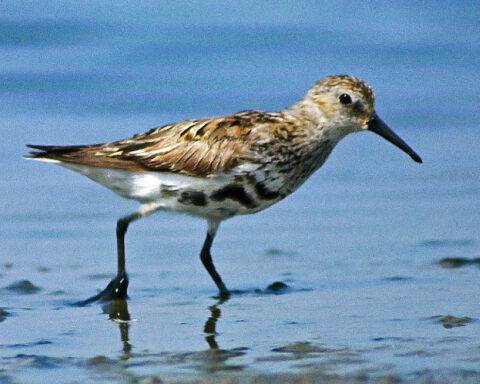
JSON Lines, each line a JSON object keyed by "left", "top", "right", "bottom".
{"left": 200, "top": 219, "right": 229, "bottom": 298}
{"left": 76, "top": 203, "right": 161, "bottom": 306}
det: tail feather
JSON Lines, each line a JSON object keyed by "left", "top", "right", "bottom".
{"left": 25, "top": 143, "right": 147, "bottom": 171}
{"left": 26, "top": 144, "right": 97, "bottom": 159}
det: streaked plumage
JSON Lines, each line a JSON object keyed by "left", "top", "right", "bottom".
{"left": 26, "top": 75, "right": 422, "bottom": 301}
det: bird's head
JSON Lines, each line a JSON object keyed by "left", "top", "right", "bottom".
{"left": 305, "top": 75, "right": 422, "bottom": 163}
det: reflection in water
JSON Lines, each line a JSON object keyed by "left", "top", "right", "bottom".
{"left": 101, "top": 296, "right": 246, "bottom": 373}
{"left": 203, "top": 297, "right": 228, "bottom": 350}
{"left": 199, "top": 296, "right": 246, "bottom": 373}
{"left": 102, "top": 299, "right": 132, "bottom": 358}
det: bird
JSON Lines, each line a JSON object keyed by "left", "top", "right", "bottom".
{"left": 26, "top": 75, "right": 422, "bottom": 303}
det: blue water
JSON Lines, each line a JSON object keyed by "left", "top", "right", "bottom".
{"left": 1, "top": 2, "right": 479, "bottom": 383}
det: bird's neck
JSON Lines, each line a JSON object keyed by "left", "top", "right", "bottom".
{"left": 284, "top": 98, "right": 323, "bottom": 128}
{"left": 283, "top": 97, "right": 347, "bottom": 147}
{"left": 267, "top": 100, "right": 339, "bottom": 194}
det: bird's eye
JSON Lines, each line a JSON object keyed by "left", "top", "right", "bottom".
{"left": 339, "top": 93, "right": 352, "bottom": 105}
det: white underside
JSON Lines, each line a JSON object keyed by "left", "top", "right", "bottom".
{"left": 36, "top": 159, "right": 273, "bottom": 220}
{"left": 60, "top": 163, "right": 212, "bottom": 201}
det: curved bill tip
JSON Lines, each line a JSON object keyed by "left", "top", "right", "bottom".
{"left": 368, "top": 113, "right": 423, "bottom": 164}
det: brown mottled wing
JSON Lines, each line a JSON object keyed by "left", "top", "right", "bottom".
{"left": 27, "top": 111, "right": 284, "bottom": 177}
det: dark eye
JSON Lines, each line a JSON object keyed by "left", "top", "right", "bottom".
{"left": 339, "top": 93, "right": 352, "bottom": 105}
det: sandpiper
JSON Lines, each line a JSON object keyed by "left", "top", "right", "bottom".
{"left": 26, "top": 75, "right": 422, "bottom": 302}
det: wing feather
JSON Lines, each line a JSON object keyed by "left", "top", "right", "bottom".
{"left": 27, "top": 111, "right": 287, "bottom": 177}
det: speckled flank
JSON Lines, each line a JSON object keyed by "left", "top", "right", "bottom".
{"left": 254, "top": 182, "right": 280, "bottom": 200}
{"left": 178, "top": 191, "right": 208, "bottom": 207}
{"left": 210, "top": 184, "right": 258, "bottom": 209}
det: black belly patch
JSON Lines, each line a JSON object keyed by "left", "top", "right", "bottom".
{"left": 254, "top": 182, "right": 280, "bottom": 200}
{"left": 210, "top": 184, "right": 258, "bottom": 209}
{"left": 178, "top": 191, "right": 208, "bottom": 206}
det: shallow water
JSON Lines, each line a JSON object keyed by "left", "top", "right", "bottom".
{"left": 1, "top": 2, "right": 480, "bottom": 383}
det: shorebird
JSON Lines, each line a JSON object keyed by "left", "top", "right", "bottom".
{"left": 26, "top": 75, "right": 422, "bottom": 302}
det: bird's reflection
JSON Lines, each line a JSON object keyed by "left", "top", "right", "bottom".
{"left": 203, "top": 296, "right": 228, "bottom": 350}
{"left": 199, "top": 296, "right": 247, "bottom": 373}
{"left": 103, "top": 295, "right": 245, "bottom": 372}
{"left": 102, "top": 299, "right": 132, "bottom": 358}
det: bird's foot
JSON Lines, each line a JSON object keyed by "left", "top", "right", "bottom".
{"left": 216, "top": 288, "right": 231, "bottom": 300}
{"left": 74, "top": 272, "right": 129, "bottom": 306}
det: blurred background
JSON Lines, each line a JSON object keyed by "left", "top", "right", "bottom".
{"left": 1, "top": 1, "right": 479, "bottom": 383}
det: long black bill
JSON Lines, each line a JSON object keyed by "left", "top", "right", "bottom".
{"left": 367, "top": 113, "right": 422, "bottom": 163}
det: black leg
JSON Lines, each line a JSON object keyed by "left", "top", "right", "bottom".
{"left": 75, "top": 211, "right": 143, "bottom": 306}
{"left": 116, "top": 213, "right": 141, "bottom": 277}
{"left": 200, "top": 221, "right": 229, "bottom": 298}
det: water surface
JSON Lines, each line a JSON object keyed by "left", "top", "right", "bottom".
{"left": 1, "top": 2, "right": 479, "bottom": 383}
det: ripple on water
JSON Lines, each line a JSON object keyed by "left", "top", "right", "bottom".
{"left": 264, "top": 281, "right": 290, "bottom": 293}
{"left": 262, "top": 248, "right": 297, "bottom": 257}
{"left": 4, "top": 340, "right": 53, "bottom": 349}
{"left": 271, "top": 341, "right": 341, "bottom": 355}
{"left": 0, "top": 308, "right": 11, "bottom": 322}
{"left": 420, "top": 239, "right": 475, "bottom": 247}
{"left": 382, "top": 276, "right": 414, "bottom": 282}
{"left": 4, "top": 280, "right": 41, "bottom": 295}
{"left": 437, "top": 257, "right": 480, "bottom": 269}
{"left": 430, "top": 315, "right": 475, "bottom": 329}
{"left": 9, "top": 354, "right": 64, "bottom": 369}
